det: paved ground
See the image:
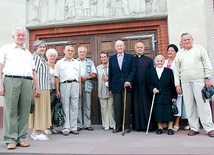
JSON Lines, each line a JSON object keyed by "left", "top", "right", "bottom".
{"left": 0, "top": 125, "right": 214, "bottom": 155}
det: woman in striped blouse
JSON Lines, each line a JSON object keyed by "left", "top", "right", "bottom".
{"left": 28, "top": 40, "right": 51, "bottom": 140}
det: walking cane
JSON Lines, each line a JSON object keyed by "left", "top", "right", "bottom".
{"left": 122, "top": 87, "right": 127, "bottom": 136}
{"left": 146, "top": 93, "right": 155, "bottom": 136}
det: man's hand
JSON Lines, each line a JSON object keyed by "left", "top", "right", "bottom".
{"left": 0, "top": 85, "right": 4, "bottom": 96}
{"left": 176, "top": 85, "right": 182, "bottom": 95}
{"left": 205, "top": 79, "right": 212, "bottom": 89}
{"left": 124, "top": 81, "right": 131, "bottom": 88}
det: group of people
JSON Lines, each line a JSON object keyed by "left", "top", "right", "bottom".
{"left": 0, "top": 27, "right": 214, "bottom": 150}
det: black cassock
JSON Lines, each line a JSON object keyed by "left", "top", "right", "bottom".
{"left": 132, "top": 55, "right": 155, "bottom": 130}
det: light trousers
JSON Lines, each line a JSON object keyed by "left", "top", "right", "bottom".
{"left": 60, "top": 82, "right": 79, "bottom": 132}
{"left": 182, "top": 81, "right": 214, "bottom": 132}
{"left": 99, "top": 97, "right": 115, "bottom": 129}
{"left": 78, "top": 87, "right": 92, "bottom": 128}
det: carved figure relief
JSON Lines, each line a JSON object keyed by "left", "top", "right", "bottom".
{"left": 26, "top": 0, "right": 167, "bottom": 25}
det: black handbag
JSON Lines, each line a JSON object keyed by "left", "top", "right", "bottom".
{"left": 30, "top": 99, "right": 35, "bottom": 114}
{"left": 53, "top": 98, "right": 65, "bottom": 127}
{"left": 171, "top": 102, "right": 179, "bottom": 115}
{"left": 201, "top": 85, "right": 214, "bottom": 99}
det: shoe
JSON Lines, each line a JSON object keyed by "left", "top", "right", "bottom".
{"left": 50, "top": 128, "right": 58, "bottom": 134}
{"left": 188, "top": 130, "right": 199, "bottom": 136}
{"left": 112, "top": 129, "right": 121, "bottom": 133}
{"left": 168, "top": 129, "right": 174, "bottom": 135}
{"left": 44, "top": 129, "right": 52, "bottom": 135}
{"left": 208, "top": 130, "right": 214, "bottom": 137}
{"left": 85, "top": 126, "right": 94, "bottom": 131}
{"left": 77, "top": 127, "right": 82, "bottom": 131}
{"left": 7, "top": 143, "right": 16, "bottom": 150}
{"left": 156, "top": 129, "right": 163, "bottom": 134}
{"left": 124, "top": 129, "right": 131, "bottom": 133}
{"left": 18, "top": 141, "right": 30, "bottom": 147}
{"left": 173, "top": 126, "right": 179, "bottom": 132}
{"left": 70, "top": 130, "right": 79, "bottom": 135}
{"left": 62, "top": 131, "right": 69, "bottom": 136}
{"left": 104, "top": 127, "right": 109, "bottom": 131}
{"left": 184, "top": 125, "right": 190, "bottom": 130}
{"left": 31, "top": 133, "right": 49, "bottom": 140}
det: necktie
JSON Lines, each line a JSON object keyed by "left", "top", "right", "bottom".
{"left": 118, "top": 55, "right": 123, "bottom": 69}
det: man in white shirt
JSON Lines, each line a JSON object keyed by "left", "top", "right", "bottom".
{"left": 0, "top": 27, "right": 40, "bottom": 149}
{"left": 55, "top": 45, "right": 81, "bottom": 136}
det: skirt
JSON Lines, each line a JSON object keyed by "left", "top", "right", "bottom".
{"left": 28, "top": 90, "right": 51, "bottom": 130}
{"left": 154, "top": 102, "right": 174, "bottom": 122}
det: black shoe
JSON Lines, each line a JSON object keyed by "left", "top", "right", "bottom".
{"left": 124, "top": 129, "right": 131, "bottom": 133}
{"left": 156, "top": 129, "right": 163, "bottom": 134}
{"left": 112, "top": 129, "right": 121, "bottom": 133}
{"left": 168, "top": 129, "right": 174, "bottom": 135}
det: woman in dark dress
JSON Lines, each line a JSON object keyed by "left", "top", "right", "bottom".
{"left": 147, "top": 55, "right": 177, "bottom": 135}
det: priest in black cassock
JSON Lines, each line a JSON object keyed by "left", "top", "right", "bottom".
{"left": 132, "top": 42, "right": 155, "bottom": 131}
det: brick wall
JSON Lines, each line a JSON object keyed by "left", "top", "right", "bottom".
{"left": 29, "top": 19, "right": 168, "bottom": 56}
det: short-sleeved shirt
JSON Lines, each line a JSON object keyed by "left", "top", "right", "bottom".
{"left": 33, "top": 52, "right": 50, "bottom": 90}
{"left": 78, "top": 58, "right": 97, "bottom": 76}
{"left": 55, "top": 57, "right": 81, "bottom": 83}
{"left": 0, "top": 42, "right": 34, "bottom": 77}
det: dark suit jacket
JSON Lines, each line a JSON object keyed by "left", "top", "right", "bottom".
{"left": 147, "top": 67, "right": 177, "bottom": 104}
{"left": 109, "top": 53, "right": 135, "bottom": 93}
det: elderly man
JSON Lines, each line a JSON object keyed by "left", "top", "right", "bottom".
{"left": 109, "top": 40, "right": 135, "bottom": 133}
{"left": 0, "top": 27, "right": 40, "bottom": 149}
{"left": 55, "top": 45, "right": 81, "bottom": 136}
{"left": 132, "top": 42, "right": 154, "bottom": 131}
{"left": 77, "top": 46, "right": 97, "bottom": 131}
{"left": 174, "top": 33, "right": 214, "bottom": 137}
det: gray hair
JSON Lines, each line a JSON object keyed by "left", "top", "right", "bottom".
{"left": 78, "top": 46, "right": 87, "bottom": 53}
{"left": 12, "top": 27, "right": 26, "bottom": 36}
{"left": 33, "top": 40, "right": 46, "bottom": 51}
{"left": 154, "top": 55, "right": 165, "bottom": 65}
{"left": 46, "top": 48, "right": 58, "bottom": 58}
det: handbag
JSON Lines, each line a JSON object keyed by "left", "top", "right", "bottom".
{"left": 171, "top": 102, "right": 179, "bottom": 115}
{"left": 201, "top": 85, "right": 214, "bottom": 99}
{"left": 53, "top": 98, "right": 65, "bottom": 127}
{"left": 30, "top": 98, "right": 35, "bottom": 114}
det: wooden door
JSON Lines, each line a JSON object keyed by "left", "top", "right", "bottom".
{"left": 43, "top": 30, "right": 157, "bottom": 124}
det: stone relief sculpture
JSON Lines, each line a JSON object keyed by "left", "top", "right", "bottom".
{"left": 75, "top": 0, "right": 83, "bottom": 18}
{"left": 65, "top": 0, "right": 75, "bottom": 19}
{"left": 27, "top": 0, "right": 40, "bottom": 24}
{"left": 26, "top": 0, "right": 167, "bottom": 26}
{"left": 82, "top": 0, "right": 91, "bottom": 17}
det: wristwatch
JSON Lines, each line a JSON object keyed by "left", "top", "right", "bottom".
{"left": 205, "top": 77, "right": 212, "bottom": 80}
{"left": 88, "top": 76, "right": 91, "bottom": 80}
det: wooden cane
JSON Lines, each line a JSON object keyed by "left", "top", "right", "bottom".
{"left": 122, "top": 87, "right": 126, "bottom": 136}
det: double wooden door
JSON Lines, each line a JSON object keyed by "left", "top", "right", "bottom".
{"left": 44, "top": 30, "right": 157, "bottom": 124}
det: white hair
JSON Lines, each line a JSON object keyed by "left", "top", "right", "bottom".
{"left": 12, "top": 27, "right": 26, "bottom": 36}
{"left": 154, "top": 55, "right": 165, "bottom": 65}
{"left": 46, "top": 48, "right": 58, "bottom": 58}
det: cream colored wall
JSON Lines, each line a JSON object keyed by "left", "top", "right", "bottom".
{"left": 167, "top": 0, "right": 214, "bottom": 86}
{"left": 167, "top": 0, "right": 207, "bottom": 48}
{"left": 0, "top": 0, "right": 27, "bottom": 106}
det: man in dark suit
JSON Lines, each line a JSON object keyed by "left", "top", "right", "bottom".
{"left": 109, "top": 40, "right": 135, "bottom": 133}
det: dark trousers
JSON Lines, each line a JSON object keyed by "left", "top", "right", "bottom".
{"left": 113, "top": 91, "right": 132, "bottom": 130}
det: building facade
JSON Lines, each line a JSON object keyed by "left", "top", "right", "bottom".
{"left": 0, "top": 0, "right": 214, "bottom": 124}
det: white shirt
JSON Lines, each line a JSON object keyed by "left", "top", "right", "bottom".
{"left": 0, "top": 43, "right": 34, "bottom": 77}
{"left": 55, "top": 57, "right": 81, "bottom": 83}
{"left": 156, "top": 66, "right": 164, "bottom": 79}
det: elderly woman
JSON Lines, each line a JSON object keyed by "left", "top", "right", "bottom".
{"left": 96, "top": 51, "right": 115, "bottom": 130}
{"left": 29, "top": 40, "right": 51, "bottom": 140}
{"left": 45, "top": 48, "right": 58, "bottom": 134}
{"left": 147, "top": 55, "right": 177, "bottom": 135}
